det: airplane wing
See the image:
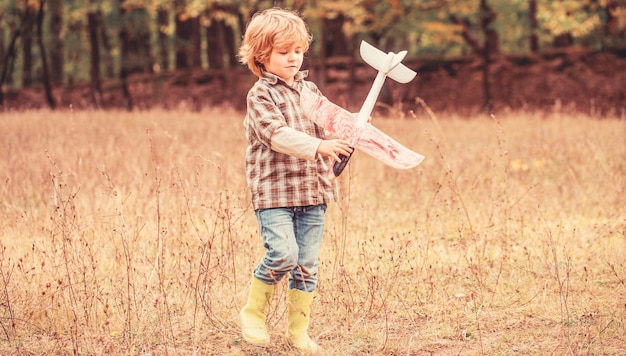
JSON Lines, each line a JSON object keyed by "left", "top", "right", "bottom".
{"left": 301, "top": 86, "right": 425, "bottom": 170}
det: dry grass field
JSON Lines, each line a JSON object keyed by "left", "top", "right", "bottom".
{"left": 0, "top": 108, "right": 624, "bottom": 355}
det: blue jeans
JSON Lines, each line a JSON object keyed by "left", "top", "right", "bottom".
{"left": 253, "top": 204, "right": 326, "bottom": 292}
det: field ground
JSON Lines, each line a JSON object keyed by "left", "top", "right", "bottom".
{"left": 0, "top": 108, "right": 625, "bottom": 355}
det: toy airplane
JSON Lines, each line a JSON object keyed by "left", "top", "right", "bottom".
{"left": 300, "top": 40, "right": 425, "bottom": 179}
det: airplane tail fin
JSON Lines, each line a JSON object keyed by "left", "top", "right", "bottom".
{"left": 360, "top": 40, "right": 417, "bottom": 84}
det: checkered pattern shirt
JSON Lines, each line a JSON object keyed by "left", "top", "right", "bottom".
{"left": 244, "top": 70, "right": 336, "bottom": 210}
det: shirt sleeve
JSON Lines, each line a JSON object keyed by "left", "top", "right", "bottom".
{"left": 270, "top": 126, "right": 322, "bottom": 162}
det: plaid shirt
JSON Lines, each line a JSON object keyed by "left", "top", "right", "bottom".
{"left": 244, "top": 70, "right": 336, "bottom": 210}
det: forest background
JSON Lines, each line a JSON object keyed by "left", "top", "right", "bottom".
{"left": 1, "top": 0, "right": 626, "bottom": 115}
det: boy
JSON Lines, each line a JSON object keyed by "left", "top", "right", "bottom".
{"left": 237, "top": 7, "right": 352, "bottom": 353}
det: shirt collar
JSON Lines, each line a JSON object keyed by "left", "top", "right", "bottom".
{"left": 260, "top": 70, "right": 309, "bottom": 86}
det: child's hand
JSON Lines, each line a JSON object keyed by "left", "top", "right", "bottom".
{"left": 317, "top": 139, "right": 353, "bottom": 163}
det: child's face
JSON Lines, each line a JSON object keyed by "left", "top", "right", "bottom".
{"left": 263, "top": 43, "right": 304, "bottom": 85}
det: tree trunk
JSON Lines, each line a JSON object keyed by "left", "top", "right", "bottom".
{"left": 0, "top": 29, "right": 4, "bottom": 75}
{"left": 21, "top": 4, "right": 36, "bottom": 87}
{"left": 347, "top": 37, "right": 356, "bottom": 110}
{"left": 175, "top": 12, "right": 193, "bottom": 69}
{"left": 223, "top": 21, "right": 237, "bottom": 68}
{"left": 449, "top": 1, "right": 498, "bottom": 112}
{"left": 553, "top": 33, "right": 573, "bottom": 47}
{"left": 157, "top": 9, "right": 170, "bottom": 71}
{"left": 190, "top": 16, "right": 202, "bottom": 68}
{"left": 316, "top": 15, "right": 328, "bottom": 89}
{"left": 602, "top": 0, "right": 626, "bottom": 48}
{"left": 604, "top": 1, "right": 618, "bottom": 36}
{"left": 449, "top": 15, "right": 483, "bottom": 54}
{"left": 529, "top": 0, "right": 539, "bottom": 52}
{"left": 206, "top": 18, "right": 225, "bottom": 69}
{"left": 36, "top": 0, "right": 56, "bottom": 109}
{"left": 120, "top": 7, "right": 153, "bottom": 74}
{"left": 88, "top": 11, "right": 103, "bottom": 108}
{"left": 99, "top": 12, "right": 114, "bottom": 78}
{"left": 48, "top": 0, "right": 63, "bottom": 84}
{"left": 236, "top": 10, "right": 246, "bottom": 42}
{"left": 480, "top": 0, "right": 498, "bottom": 112}
{"left": 0, "top": 25, "right": 22, "bottom": 106}
{"left": 118, "top": 0, "right": 134, "bottom": 110}
{"left": 323, "top": 15, "right": 350, "bottom": 57}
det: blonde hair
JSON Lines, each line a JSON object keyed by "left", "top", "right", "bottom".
{"left": 239, "top": 8, "right": 312, "bottom": 77}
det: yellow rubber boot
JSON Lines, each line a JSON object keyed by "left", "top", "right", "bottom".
{"left": 239, "top": 277, "right": 275, "bottom": 347}
{"left": 285, "top": 289, "right": 321, "bottom": 354}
